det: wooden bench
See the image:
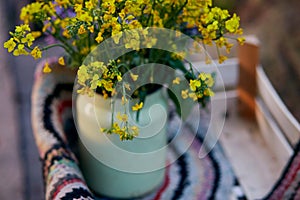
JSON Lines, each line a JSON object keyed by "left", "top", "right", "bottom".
{"left": 190, "top": 36, "right": 300, "bottom": 199}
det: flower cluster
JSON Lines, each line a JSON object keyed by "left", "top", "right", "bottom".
{"left": 77, "top": 60, "right": 122, "bottom": 97}
{"left": 4, "top": 24, "right": 41, "bottom": 58}
{"left": 101, "top": 114, "right": 139, "bottom": 141}
{"left": 179, "top": 72, "right": 215, "bottom": 102}
{"left": 77, "top": 59, "right": 144, "bottom": 140}
{"left": 4, "top": 0, "right": 243, "bottom": 140}
{"left": 4, "top": 0, "right": 244, "bottom": 65}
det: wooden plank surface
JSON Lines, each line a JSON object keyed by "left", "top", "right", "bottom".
{"left": 257, "top": 66, "right": 300, "bottom": 146}
{"left": 255, "top": 98, "right": 293, "bottom": 164}
{"left": 237, "top": 35, "right": 260, "bottom": 119}
{"left": 214, "top": 93, "right": 285, "bottom": 200}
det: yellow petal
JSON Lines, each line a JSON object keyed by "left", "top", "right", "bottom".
{"left": 132, "top": 102, "right": 143, "bottom": 111}
{"left": 130, "top": 73, "right": 139, "bottom": 81}
{"left": 58, "top": 57, "right": 65, "bottom": 66}
{"left": 43, "top": 62, "right": 52, "bottom": 73}
{"left": 172, "top": 77, "right": 181, "bottom": 85}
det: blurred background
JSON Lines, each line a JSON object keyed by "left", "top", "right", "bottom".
{"left": 0, "top": 0, "right": 299, "bottom": 199}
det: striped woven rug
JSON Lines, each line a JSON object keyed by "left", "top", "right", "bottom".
{"left": 262, "top": 140, "right": 300, "bottom": 200}
{"left": 32, "top": 60, "right": 246, "bottom": 200}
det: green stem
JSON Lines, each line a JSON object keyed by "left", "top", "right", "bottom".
{"left": 40, "top": 43, "right": 71, "bottom": 52}
{"left": 45, "top": 30, "right": 75, "bottom": 55}
{"left": 188, "top": 62, "right": 195, "bottom": 77}
{"left": 122, "top": 82, "right": 127, "bottom": 114}
{"left": 216, "top": 45, "right": 221, "bottom": 58}
{"left": 111, "top": 97, "right": 115, "bottom": 128}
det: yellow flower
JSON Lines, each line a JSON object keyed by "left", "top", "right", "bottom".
{"left": 78, "top": 25, "right": 86, "bottom": 34}
{"left": 62, "top": 30, "right": 71, "bottom": 38}
{"left": 112, "top": 31, "right": 122, "bottom": 44}
{"left": 58, "top": 57, "right": 65, "bottom": 66}
{"left": 172, "top": 51, "right": 186, "bottom": 60}
{"left": 21, "top": 33, "right": 35, "bottom": 47}
{"left": 17, "top": 44, "right": 25, "bottom": 50}
{"left": 43, "top": 62, "right": 52, "bottom": 73}
{"left": 3, "top": 0, "right": 244, "bottom": 142}
{"left": 74, "top": 3, "right": 83, "bottom": 14}
{"left": 119, "top": 11, "right": 125, "bottom": 20}
{"left": 237, "top": 37, "right": 245, "bottom": 45}
{"left": 216, "top": 37, "right": 226, "bottom": 48}
{"left": 30, "top": 46, "right": 42, "bottom": 59}
{"left": 102, "top": 90, "right": 108, "bottom": 99}
{"left": 55, "top": 0, "right": 70, "bottom": 7}
{"left": 205, "top": 56, "right": 212, "bottom": 64}
{"left": 189, "top": 92, "right": 198, "bottom": 101}
{"left": 4, "top": 38, "right": 16, "bottom": 53}
{"left": 31, "top": 31, "right": 42, "bottom": 39}
{"left": 88, "top": 26, "right": 94, "bottom": 33}
{"left": 85, "top": 0, "right": 97, "bottom": 10}
{"left": 172, "top": 77, "right": 181, "bottom": 85}
{"left": 130, "top": 73, "right": 138, "bottom": 81}
{"left": 207, "top": 21, "right": 218, "bottom": 32}
{"left": 111, "top": 89, "right": 117, "bottom": 96}
{"left": 124, "top": 83, "right": 131, "bottom": 91}
{"left": 42, "top": 23, "right": 51, "bottom": 33}
{"left": 90, "top": 74, "right": 100, "bottom": 89}
{"left": 15, "top": 24, "right": 30, "bottom": 33}
{"left": 78, "top": 12, "right": 93, "bottom": 22}
{"left": 225, "top": 14, "right": 240, "bottom": 33}
{"left": 198, "top": 73, "right": 207, "bottom": 81}
{"left": 101, "top": 80, "right": 114, "bottom": 91}
{"left": 199, "top": 73, "right": 214, "bottom": 87}
{"left": 107, "top": 3, "right": 116, "bottom": 14}
{"left": 20, "top": 6, "right": 31, "bottom": 24}
{"left": 13, "top": 37, "right": 20, "bottom": 43}
{"left": 206, "top": 75, "right": 214, "bottom": 87}
{"left": 117, "top": 112, "right": 128, "bottom": 122}
{"left": 13, "top": 44, "right": 28, "bottom": 56}
{"left": 117, "top": 75, "right": 122, "bottom": 81}
{"left": 218, "top": 55, "right": 227, "bottom": 64}
{"left": 131, "top": 126, "right": 139, "bottom": 135}
{"left": 132, "top": 102, "right": 143, "bottom": 111}
{"left": 144, "top": 37, "right": 157, "bottom": 48}
{"left": 225, "top": 43, "right": 234, "bottom": 54}
{"left": 77, "top": 65, "right": 89, "bottom": 84}
{"left": 121, "top": 96, "right": 128, "bottom": 105}
{"left": 13, "top": 49, "right": 28, "bottom": 56}
{"left": 181, "top": 89, "right": 189, "bottom": 99}
{"left": 204, "top": 88, "right": 214, "bottom": 96}
{"left": 125, "top": 39, "right": 140, "bottom": 50}
{"left": 189, "top": 79, "right": 201, "bottom": 91}
{"left": 95, "top": 32, "right": 103, "bottom": 43}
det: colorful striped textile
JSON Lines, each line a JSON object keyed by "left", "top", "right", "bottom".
{"left": 31, "top": 59, "right": 242, "bottom": 200}
{"left": 263, "top": 140, "right": 300, "bottom": 200}
{"left": 32, "top": 59, "right": 94, "bottom": 200}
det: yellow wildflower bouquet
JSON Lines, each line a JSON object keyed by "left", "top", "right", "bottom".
{"left": 4, "top": 0, "right": 243, "bottom": 140}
